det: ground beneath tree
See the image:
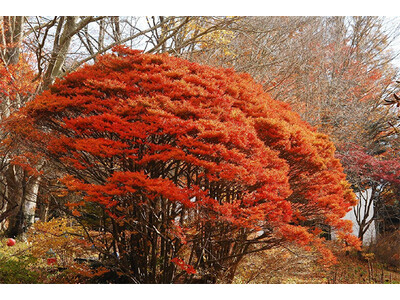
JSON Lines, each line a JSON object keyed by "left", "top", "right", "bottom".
{"left": 233, "top": 244, "right": 400, "bottom": 284}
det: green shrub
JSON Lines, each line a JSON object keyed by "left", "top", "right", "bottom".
{"left": 0, "top": 253, "right": 41, "bottom": 283}
{"left": 0, "top": 239, "right": 42, "bottom": 284}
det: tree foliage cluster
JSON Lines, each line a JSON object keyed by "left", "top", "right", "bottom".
{"left": 338, "top": 144, "right": 400, "bottom": 241}
{"left": 5, "top": 46, "right": 359, "bottom": 282}
{"left": 195, "top": 16, "right": 400, "bottom": 246}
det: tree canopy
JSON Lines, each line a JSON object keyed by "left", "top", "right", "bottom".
{"left": 5, "top": 46, "right": 360, "bottom": 282}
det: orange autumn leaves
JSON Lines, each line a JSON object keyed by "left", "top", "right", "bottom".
{"left": 0, "top": 57, "right": 36, "bottom": 101}
{"left": 7, "top": 46, "right": 359, "bottom": 276}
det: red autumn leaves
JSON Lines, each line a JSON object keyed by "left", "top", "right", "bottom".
{"left": 6, "top": 46, "right": 359, "bottom": 278}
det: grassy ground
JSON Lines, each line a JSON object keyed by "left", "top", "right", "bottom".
{"left": 2, "top": 237, "right": 400, "bottom": 284}
{"left": 0, "top": 237, "right": 105, "bottom": 284}
{"left": 233, "top": 243, "right": 400, "bottom": 284}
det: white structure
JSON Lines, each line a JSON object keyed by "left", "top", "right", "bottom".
{"left": 333, "top": 188, "right": 377, "bottom": 245}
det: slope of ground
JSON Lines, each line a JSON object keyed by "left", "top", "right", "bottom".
{"left": 232, "top": 243, "right": 400, "bottom": 284}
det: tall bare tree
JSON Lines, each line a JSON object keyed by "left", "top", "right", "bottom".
{"left": 195, "top": 17, "right": 400, "bottom": 151}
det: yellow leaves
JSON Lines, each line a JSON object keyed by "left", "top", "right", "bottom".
{"left": 27, "top": 218, "right": 89, "bottom": 266}
{"left": 183, "top": 17, "right": 236, "bottom": 57}
{"left": 362, "top": 252, "right": 375, "bottom": 261}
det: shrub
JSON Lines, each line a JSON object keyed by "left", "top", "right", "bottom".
{"left": 370, "top": 230, "right": 400, "bottom": 268}
{"left": 0, "top": 240, "right": 41, "bottom": 283}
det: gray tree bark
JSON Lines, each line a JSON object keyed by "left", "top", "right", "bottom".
{"left": 0, "top": 16, "right": 42, "bottom": 237}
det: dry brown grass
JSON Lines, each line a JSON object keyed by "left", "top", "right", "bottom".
{"left": 232, "top": 242, "right": 400, "bottom": 284}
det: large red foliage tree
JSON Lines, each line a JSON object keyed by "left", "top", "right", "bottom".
{"left": 6, "top": 46, "right": 359, "bottom": 283}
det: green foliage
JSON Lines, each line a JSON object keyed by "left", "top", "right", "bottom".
{"left": 0, "top": 257, "right": 40, "bottom": 283}
{"left": 0, "top": 241, "right": 41, "bottom": 283}
{"left": 0, "top": 236, "right": 103, "bottom": 284}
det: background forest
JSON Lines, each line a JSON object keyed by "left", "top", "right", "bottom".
{"left": 1, "top": 15, "right": 400, "bottom": 284}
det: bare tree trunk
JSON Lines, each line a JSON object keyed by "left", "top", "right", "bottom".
{"left": 4, "top": 165, "right": 24, "bottom": 237}
{"left": 0, "top": 16, "right": 42, "bottom": 237}
{"left": 42, "top": 16, "right": 77, "bottom": 89}
{"left": 1, "top": 16, "right": 24, "bottom": 65}
{"left": 5, "top": 169, "right": 41, "bottom": 238}
{"left": 22, "top": 176, "right": 41, "bottom": 228}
